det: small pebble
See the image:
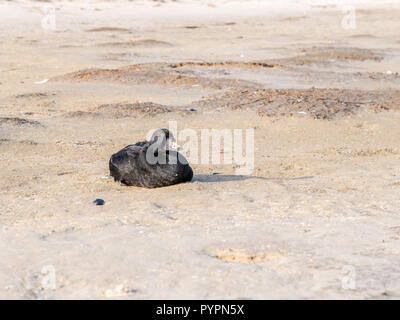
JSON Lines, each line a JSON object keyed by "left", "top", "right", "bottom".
{"left": 93, "top": 198, "right": 105, "bottom": 206}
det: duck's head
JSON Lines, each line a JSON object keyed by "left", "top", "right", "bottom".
{"left": 149, "top": 128, "right": 181, "bottom": 151}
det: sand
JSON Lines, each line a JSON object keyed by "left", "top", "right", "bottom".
{"left": 1, "top": 0, "right": 400, "bottom": 299}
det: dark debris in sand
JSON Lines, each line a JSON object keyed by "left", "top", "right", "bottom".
{"left": 51, "top": 62, "right": 263, "bottom": 89}
{"left": 274, "top": 47, "right": 383, "bottom": 67}
{"left": 96, "top": 102, "right": 174, "bottom": 118}
{"left": 302, "top": 47, "right": 383, "bottom": 62}
{"left": 0, "top": 139, "right": 39, "bottom": 146}
{"left": 63, "top": 111, "right": 102, "bottom": 118}
{"left": 14, "top": 92, "right": 51, "bottom": 99}
{"left": 192, "top": 88, "right": 400, "bottom": 119}
{"left": 86, "top": 27, "right": 131, "bottom": 33}
{"left": 97, "top": 39, "right": 173, "bottom": 48}
{"left": 88, "top": 89, "right": 400, "bottom": 120}
{"left": 167, "top": 61, "right": 277, "bottom": 69}
{"left": 0, "top": 117, "right": 42, "bottom": 126}
{"left": 50, "top": 57, "right": 400, "bottom": 120}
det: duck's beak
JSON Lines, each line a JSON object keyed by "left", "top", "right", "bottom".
{"left": 168, "top": 140, "right": 183, "bottom": 151}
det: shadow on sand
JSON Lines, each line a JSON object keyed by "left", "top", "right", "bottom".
{"left": 193, "top": 174, "right": 314, "bottom": 183}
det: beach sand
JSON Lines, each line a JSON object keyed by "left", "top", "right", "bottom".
{"left": 1, "top": 0, "right": 400, "bottom": 299}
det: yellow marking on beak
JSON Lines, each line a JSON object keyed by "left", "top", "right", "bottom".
{"left": 169, "top": 141, "right": 183, "bottom": 151}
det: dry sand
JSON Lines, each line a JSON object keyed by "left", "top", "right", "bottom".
{"left": 1, "top": 0, "right": 400, "bottom": 299}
